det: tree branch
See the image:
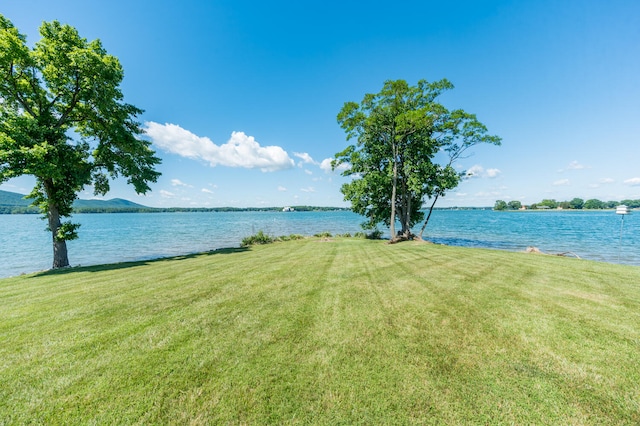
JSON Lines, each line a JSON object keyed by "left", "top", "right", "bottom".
{"left": 7, "top": 62, "right": 38, "bottom": 118}
{"left": 55, "top": 71, "right": 82, "bottom": 128}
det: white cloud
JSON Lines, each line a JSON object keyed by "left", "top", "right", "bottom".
{"left": 465, "top": 165, "right": 501, "bottom": 179}
{"left": 465, "top": 165, "right": 484, "bottom": 178}
{"left": 160, "top": 190, "right": 175, "bottom": 198}
{"left": 300, "top": 187, "right": 316, "bottom": 193}
{"left": 590, "top": 178, "right": 615, "bottom": 189}
{"left": 486, "top": 168, "right": 501, "bottom": 178}
{"left": 624, "top": 177, "right": 640, "bottom": 186}
{"left": 474, "top": 191, "right": 502, "bottom": 197}
{"left": 567, "top": 160, "right": 587, "bottom": 170}
{"left": 293, "top": 152, "right": 317, "bottom": 165}
{"left": 320, "top": 157, "right": 350, "bottom": 173}
{"left": 278, "top": 186, "right": 287, "bottom": 192}
{"left": 304, "top": 169, "right": 313, "bottom": 175}
{"left": 559, "top": 160, "right": 590, "bottom": 173}
{"left": 320, "top": 159, "right": 333, "bottom": 172}
{"left": 553, "top": 179, "right": 570, "bottom": 186}
{"left": 171, "top": 179, "right": 191, "bottom": 187}
{"left": 201, "top": 188, "right": 214, "bottom": 194}
{"left": 145, "top": 122, "right": 294, "bottom": 172}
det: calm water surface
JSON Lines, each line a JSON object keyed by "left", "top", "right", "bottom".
{"left": 1, "top": 210, "right": 638, "bottom": 278}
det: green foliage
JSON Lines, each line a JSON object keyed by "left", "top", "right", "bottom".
{"left": 584, "top": 199, "right": 605, "bottom": 209}
{"left": 512, "top": 198, "right": 637, "bottom": 210}
{"left": 493, "top": 200, "right": 508, "bottom": 211}
{"left": 366, "top": 229, "right": 383, "bottom": 239}
{"left": 275, "top": 234, "right": 305, "bottom": 242}
{"left": 1, "top": 239, "right": 639, "bottom": 423}
{"left": 495, "top": 200, "right": 525, "bottom": 211}
{"left": 334, "top": 79, "right": 500, "bottom": 239}
{"left": 538, "top": 199, "right": 559, "bottom": 209}
{"left": 242, "top": 232, "right": 307, "bottom": 246}
{"left": 313, "top": 231, "right": 333, "bottom": 238}
{"left": 0, "top": 15, "right": 161, "bottom": 267}
{"left": 241, "top": 230, "right": 274, "bottom": 247}
{"left": 52, "top": 221, "right": 80, "bottom": 242}
{"left": 569, "top": 198, "right": 584, "bottom": 209}
{"left": 507, "top": 200, "right": 522, "bottom": 210}
{"left": 621, "top": 199, "right": 640, "bottom": 208}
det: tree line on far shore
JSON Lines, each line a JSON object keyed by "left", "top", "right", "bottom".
{"left": 494, "top": 198, "right": 640, "bottom": 211}
{"left": 0, "top": 205, "right": 350, "bottom": 215}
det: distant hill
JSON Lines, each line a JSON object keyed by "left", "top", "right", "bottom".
{"left": 72, "top": 197, "right": 149, "bottom": 210}
{"left": 0, "top": 190, "right": 33, "bottom": 207}
{"left": 0, "top": 190, "right": 150, "bottom": 214}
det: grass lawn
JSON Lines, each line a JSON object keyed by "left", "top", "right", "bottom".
{"left": 1, "top": 238, "right": 639, "bottom": 424}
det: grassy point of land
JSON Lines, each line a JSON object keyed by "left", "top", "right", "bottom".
{"left": 1, "top": 238, "right": 639, "bottom": 424}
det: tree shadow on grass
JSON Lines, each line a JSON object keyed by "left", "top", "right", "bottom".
{"left": 30, "top": 247, "right": 250, "bottom": 278}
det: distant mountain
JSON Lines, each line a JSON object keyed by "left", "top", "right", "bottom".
{"left": 0, "top": 190, "right": 150, "bottom": 213}
{"left": 72, "top": 197, "right": 148, "bottom": 209}
{"left": 0, "top": 190, "right": 32, "bottom": 207}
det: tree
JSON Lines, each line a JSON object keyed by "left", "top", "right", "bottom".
{"left": 333, "top": 79, "right": 500, "bottom": 240}
{"left": 494, "top": 200, "right": 508, "bottom": 211}
{"left": 569, "top": 197, "right": 584, "bottom": 209}
{"left": 0, "top": 15, "right": 161, "bottom": 269}
{"left": 538, "top": 199, "right": 558, "bottom": 209}
{"left": 507, "top": 200, "right": 522, "bottom": 210}
{"left": 584, "top": 198, "right": 604, "bottom": 209}
{"left": 621, "top": 199, "right": 640, "bottom": 208}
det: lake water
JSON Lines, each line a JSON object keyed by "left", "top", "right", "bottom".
{"left": 1, "top": 210, "right": 638, "bottom": 278}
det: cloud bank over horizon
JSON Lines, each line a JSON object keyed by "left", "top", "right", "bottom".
{"left": 145, "top": 122, "right": 295, "bottom": 172}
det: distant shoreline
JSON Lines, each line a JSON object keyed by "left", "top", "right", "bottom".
{"left": 0, "top": 206, "right": 353, "bottom": 215}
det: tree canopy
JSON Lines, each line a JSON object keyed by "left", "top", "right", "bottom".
{"left": 334, "top": 79, "right": 500, "bottom": 240}
{"left": 0, "top": 15, "right": 161, "bottom": 268}
{"left": 494, "top": 200, "right": 508, "bottom": 211}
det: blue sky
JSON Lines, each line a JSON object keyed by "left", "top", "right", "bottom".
{"left": 2, "top": 0, "right": 639, "bottom": 207}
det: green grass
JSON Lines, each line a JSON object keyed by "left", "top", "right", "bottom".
{"left": 1, "top": 239, "right": 639, "bottom": 424}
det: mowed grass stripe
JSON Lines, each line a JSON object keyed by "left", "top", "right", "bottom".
{"left": 1, "top": 238, "right": 639, "bottom": 424}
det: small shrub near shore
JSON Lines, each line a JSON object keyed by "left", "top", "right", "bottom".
{"left": 241, "top": 231, "right": 274, "bottom": 246}
{"left": 313, "top": 231, "right": 333, "bottom": 238}
{"left": 242, "top": 231, "right": 305, "bottom": 247}
{"left": 366, "top": 229, "right": 383, "bottom": 239}
{"left": 276, "top": 234, "right": 305, "bottom": 242}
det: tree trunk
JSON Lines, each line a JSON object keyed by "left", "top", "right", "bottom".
{"left": 389, "top": 147, "right": 398, "bottom": 240}
{"left": 418, "top": 193, "right": 440, "bottom": 240}
{"left": 403, "top": 194, "right": 412, "bottom": 238}
{"left": 47, "top": 200, "right": 70, "bottom": 269}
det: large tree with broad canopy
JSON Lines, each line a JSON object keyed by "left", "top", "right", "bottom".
{"left": 0, "top": 15, "right": 161, "bottom": 269}
{"left": 333, "top": 79, "right": 500, "bottom": 241}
